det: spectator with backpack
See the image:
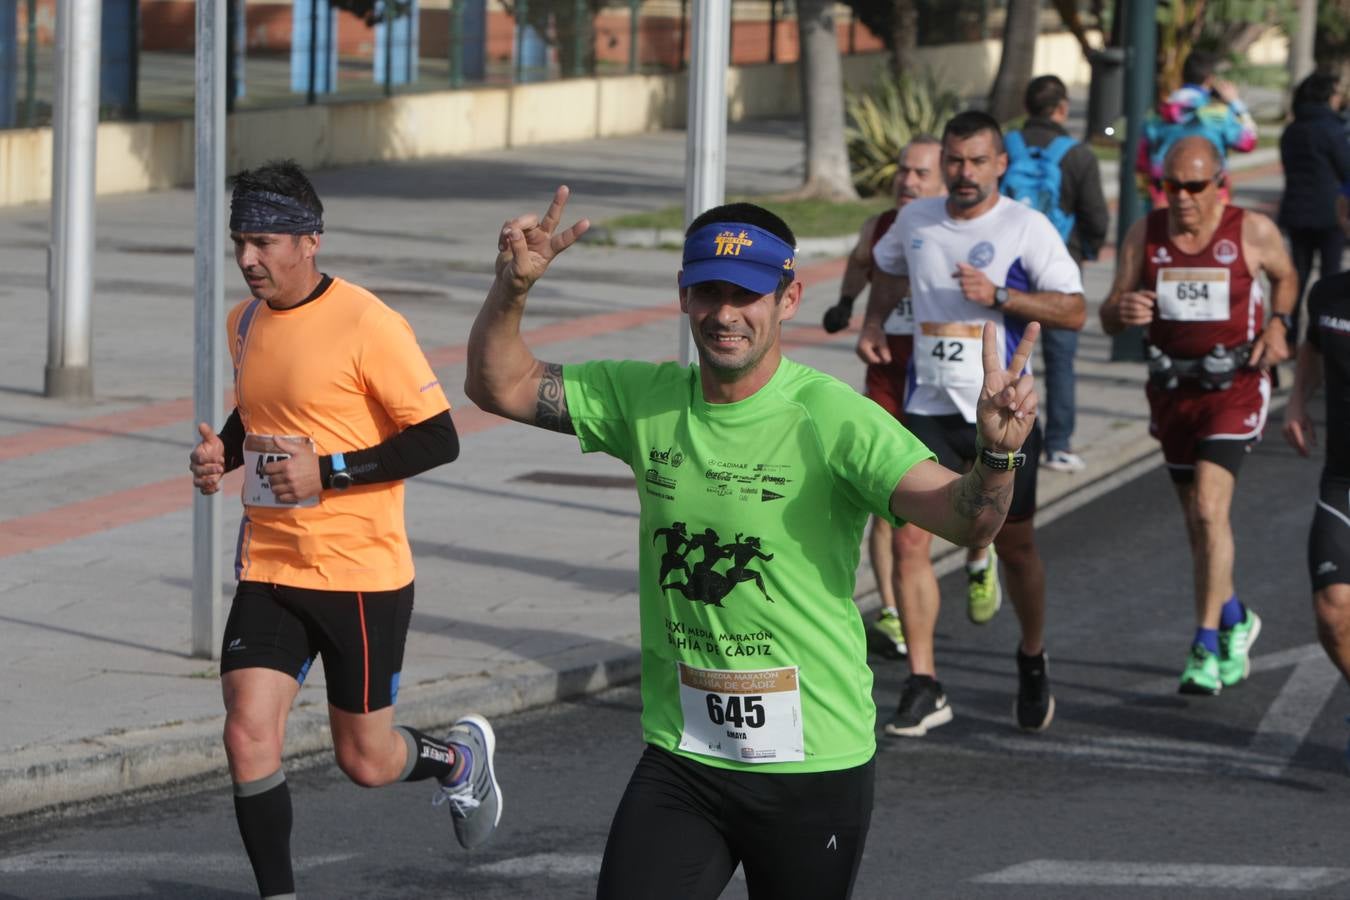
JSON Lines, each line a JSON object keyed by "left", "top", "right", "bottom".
{"left": 1003, "top": 75, "right": 1109, "bottom": 472}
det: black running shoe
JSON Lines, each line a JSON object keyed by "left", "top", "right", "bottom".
{"left": 1015, "top": 648, "right": 1055, "bottom": 732}
{"left": 883, "top": 674, "right": 953, "bottom": 737}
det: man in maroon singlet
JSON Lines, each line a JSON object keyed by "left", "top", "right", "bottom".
{"left": 819, "top": 137, "right": 1000, "bottom": 658}
{"left": 1101, "top": 135, "right": 1297, "bottom": 696}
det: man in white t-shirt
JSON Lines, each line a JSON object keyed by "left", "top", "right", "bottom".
{"left": 858, "top": 110, "right": 1086, "bottom": 737}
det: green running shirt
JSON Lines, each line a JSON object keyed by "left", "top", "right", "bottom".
{"left": 564, "top": 357, "right": 934, "bottom": 773}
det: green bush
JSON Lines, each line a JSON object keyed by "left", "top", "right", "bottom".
{"left": 845, "top": 69, "right": 962, "bottom": 197}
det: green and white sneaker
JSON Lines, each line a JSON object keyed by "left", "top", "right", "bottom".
{"left": 1178, "top": 645, "right": 1222, "bottom": 696}
{"left": 870, "top": 607, "right": 908, "bottom": 659}
{"left": 966, "top": 545, "right": 1002, "bottom": 625}
{"left": 1218, "top": 609, "right": 1262, "bottom": 687}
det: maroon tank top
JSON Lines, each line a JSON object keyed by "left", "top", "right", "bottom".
{"left": 1143, "top": 206, "right": 1263, "bottom": 359}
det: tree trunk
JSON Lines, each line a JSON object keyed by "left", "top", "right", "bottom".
{"left": 987, "top": 0, "right": 1040, "bottom": 123}
{"left": 795, "top": 0, "right": 860, "bottom": 200}
{"left": 889, "top": 0, "right": 918, "bottom": 79}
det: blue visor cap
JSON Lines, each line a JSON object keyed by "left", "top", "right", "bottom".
{"left": 679, "top": 223, "right": 796, "bottom": 295}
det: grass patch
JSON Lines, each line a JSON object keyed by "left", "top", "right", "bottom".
{"left": 603, "top": 194, "right": 895, "bottom": 238}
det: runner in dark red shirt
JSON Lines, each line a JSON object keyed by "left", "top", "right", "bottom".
{"left": 1101, "top": 135, "right": 1297, "bottom": 696}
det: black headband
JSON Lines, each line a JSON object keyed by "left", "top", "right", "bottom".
{"left": 229, "top": 189, "right": 324, "bottom": 235}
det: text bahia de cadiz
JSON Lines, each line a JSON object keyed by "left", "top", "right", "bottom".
{"left": 665, "top": 617, "right": 774, "bottom": 657}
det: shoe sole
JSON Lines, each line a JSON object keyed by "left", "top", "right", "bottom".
{"left": 867, "top": 628, "right": 909, "bottom": 660}
{"left": 459, "top": 713, "right": 503, "bottom": 831}
{"left": 883, "top": 704, "right": 953, "bottom": 737}
{"left": 1219, "top": 613, "right": 1262, "bottom": 687}
{"left": 1014, "top": 695, "right": 1055, "bottom": 732}
{"left": 1177, "top": 679, "right": 1221, "bottom": 696}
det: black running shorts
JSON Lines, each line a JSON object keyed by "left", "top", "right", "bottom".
{"left": 904, "top": 412, "right": 1042, "bottom": 522}
{"left": 1310, "top": 474, "right": 1350, "bottom": 591}
{"left": 596, "top": 745, "right": 874, "bottom": 900}
{"left": 220, "top": 580, "right": 414, "bottom": 714}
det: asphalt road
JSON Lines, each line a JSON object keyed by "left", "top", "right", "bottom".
{"left": 2, "top": 422, "right": 1348, "bottom": 899}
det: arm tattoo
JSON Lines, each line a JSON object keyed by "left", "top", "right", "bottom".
{"left": 950, "top": 466, "right": 1012, "bottom": 521}
{"left": 535, "top": 362, "right": 575, "bottom": 434}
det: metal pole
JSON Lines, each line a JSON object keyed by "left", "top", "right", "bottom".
{"left": 1111, "top": 0, "right": 1155, "bottom": 362}
{"left": 571, "top": 0, "right": 586, "bottom": 78}
{"left": 23, "top": 0, "right": 33, "bottom": 125}
{"left": 514, "top": 0, "right": 527, "bottom": 83}
{"left": 628, "top": 0, "right": 638, "bottom": 73}
{"left": 307, "top": 0, "right": 318, "bottom": 104}
{"left": 677, "top": 0, "right": 687, "bottom": 71}
{"left": 46, "top": 0, "right": 99, "bottom": 399}
{"left": 450, "top": 0, "right": 463, "bottom": 87}
{"left": 768, "top": 0, "right": 776, "bottom": 64}
{"left": 384, "top": 4, "right": 395, "bottom": 96}
{"left": 193, "top": 0, "right": 227, "bottom": 659}
{"left": 680, "top": 0, "right": 729, "bottom": 366}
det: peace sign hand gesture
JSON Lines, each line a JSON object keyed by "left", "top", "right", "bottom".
{"left": 975, "top": 321, "right": 1041, "bottom": 453}
{"left": 496, "top": 185, "right": 591, "bottom": 298}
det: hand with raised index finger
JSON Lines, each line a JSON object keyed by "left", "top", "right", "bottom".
{"left": 496, "top": 185, "right": 592, "bottom": 297}
{"left": 976, "top": 321, "right": 1041, "bottom": 453}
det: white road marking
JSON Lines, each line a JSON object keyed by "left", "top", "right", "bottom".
{"left": 972, "top": 860, "right": 1350, "bottom": 891}
{"left": 473, "top": 853, "right": 746, "bottom": 881}
{"left": 1250, "top": 654, "right": 1343, "bottom": 775}
{"left": 0, "top": 851, "right": 353, "bottom": 876}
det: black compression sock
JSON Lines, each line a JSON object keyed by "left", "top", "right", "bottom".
{"left": 395, "top": 725, "right": 460, "bottom": 782}
{"left": 233, "top": 770, "right": 295, "bottom": 898}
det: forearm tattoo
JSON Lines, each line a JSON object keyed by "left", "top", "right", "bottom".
{"left": 951, "top": 466, "right": 1012, "bottom": 521}
{"left": 535, "top": 362, "right": 575, "bottom": 434}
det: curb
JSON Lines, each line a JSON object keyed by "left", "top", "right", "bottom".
{"left": 0, "top": 644, "right": 641, "bottom": 824}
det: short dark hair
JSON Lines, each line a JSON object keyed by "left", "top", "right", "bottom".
{"left": 1294, "top": 72, "right": 1340, "bottom": 107}
{"left": 228, "top": 159, "right": 324, "bottom": 218}
{"left": 1182, "top": 51, "right": 1219, "bottom": 86}
{"left": 1024, "top": 75, "right": 1068, "bottom": 118}
{"left": 942, "top": 110, "right": 1004, "bottom": 154}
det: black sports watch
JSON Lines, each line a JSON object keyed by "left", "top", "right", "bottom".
{"left": 1270, "top": 312, "right": 1293, "bottom": 332}
{"left": 978, "top": 447, "right": 1026, "bottom": 470}
{"left": 993, "top": 286, "right": 1010, "bottom": 309}
{"left": 329, "top": 452, "right": 353, "bottom": 490}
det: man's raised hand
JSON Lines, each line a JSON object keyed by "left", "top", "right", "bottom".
{"left": 496, "top": 186, "right": 591, "bottom": 296}
{"left": 976, "top": 321, "right": 1040, "bottom": 453}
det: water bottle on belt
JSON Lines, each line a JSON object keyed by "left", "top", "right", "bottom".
{"left": 1146, "top": 343, "right": 1178, "bottom": 391}
{"left": 1200, "top": 344, "right": 1238, "bottom": 391}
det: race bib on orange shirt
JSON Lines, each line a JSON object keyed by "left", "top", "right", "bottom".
{"left": 243, "top": 433, "right": 319, "bottom": 509}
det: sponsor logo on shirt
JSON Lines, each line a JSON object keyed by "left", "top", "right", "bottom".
{"left": 761, "top": 490, "right": 785, "bottom": 502}
{"left": 1151, "top": 246, "right": 1173, "bottom": 265}
{"left": 1319, "top": 314, "right": 1350, "bottom": 335}
{"left": 968, "top": 241, "right": 995, "bottom": 269}
{"left": 911, "top": 237, "right": 924, "bottom": 250}
{"left": 1243, "top": 411, "right": 1260, "bottom": 428}
{"left": 1213, "top": 239, "right": 1239, "bottom": 265}
{"left": 1317, "top": 560, "right": 1338, "bottom": 576}
{"left": 646, "top": 469, "right": 677, "bottom": 489}
{"left": 649, "top": 446, "right": 685, "bottom": 468}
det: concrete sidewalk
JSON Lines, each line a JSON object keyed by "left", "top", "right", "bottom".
{"left": 0, "top": 119, "right": 1289, "bottom": 821}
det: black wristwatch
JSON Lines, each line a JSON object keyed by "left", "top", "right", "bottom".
{"left": 1270, "top": 312, "right": 1293, "bottom": 332}
{"left": 329, "top": 452, "right": 353, "bottom": 490}
{"left": 992, "top": 286, "right": 1010, "bottom": 309}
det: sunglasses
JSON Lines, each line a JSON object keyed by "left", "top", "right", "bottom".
{"left": 1161, "top": 175, "right": 1222, "bottom": 195}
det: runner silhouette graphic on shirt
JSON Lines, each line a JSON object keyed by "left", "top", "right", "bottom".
{"left": 659, "top": 524, "right": 773, "bottom": 607}
{"left": 653, "top": 521, "right": 692, "bottom": 583}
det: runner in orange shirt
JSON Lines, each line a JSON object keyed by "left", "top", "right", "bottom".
{"left": 188, "top": 160, "right": 499, "bottom": 899}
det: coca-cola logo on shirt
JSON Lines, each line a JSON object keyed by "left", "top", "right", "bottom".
{"left": 1213, "top": 239, "right": 1239, "bottom": 265}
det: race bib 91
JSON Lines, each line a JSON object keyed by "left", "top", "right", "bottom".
{"left": 883, "top": 296, "right": 914, "bottom": 335}
{"left": 243, "top": 434, "right": 319, "bottom": 509}
{"left": 1156, "top": 268, "right": 1230, "bottom": 322}
{"left": 677, "top": 663, "right": 804, "bottom": 764}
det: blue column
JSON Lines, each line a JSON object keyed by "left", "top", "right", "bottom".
{"left": 374, "top": 0, "right": 419, "bottom": 87}
{"left": 291, "top": 0, "right": 338, "bottom": 96}
{"left": 0, "top": 0, "right": 15, "bottom": 129}
{"left": 230, "top": 0, "right": 246, "bottom": 100}
{"left": 100, "top": 0, "right": 138, "bottom": 117}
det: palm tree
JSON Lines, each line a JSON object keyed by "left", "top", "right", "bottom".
{"left": 796, "top": 0, "right": 861, "bottom": 199}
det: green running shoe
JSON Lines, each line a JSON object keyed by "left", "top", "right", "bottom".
{"left": 1218, "top": 609, "right": 1262, "bottom": 687}
{"left": 1178, "top": 644, "right": 1222, "bottom": 696}
{"left": 966, "top": 545, "right": 1002, "bottom": 625}
{"left": 870, "top": 607, "right": 908, "bottom": 659}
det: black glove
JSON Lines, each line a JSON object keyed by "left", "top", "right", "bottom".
{"left": 822, "top": 298, "right": 854, "bottom": 334}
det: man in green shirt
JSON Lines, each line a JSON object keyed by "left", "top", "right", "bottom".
{"left": 465, "top": 188, "right": 1041, "bottom": 900}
